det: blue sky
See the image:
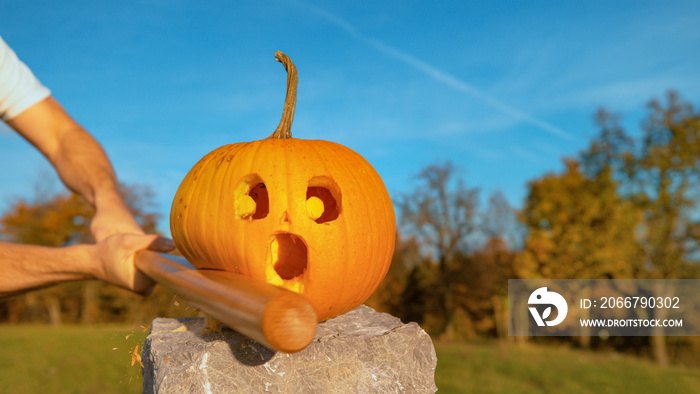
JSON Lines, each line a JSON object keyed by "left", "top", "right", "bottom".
{"left": 2, "top": 1, "right": 699, "bottom": 236}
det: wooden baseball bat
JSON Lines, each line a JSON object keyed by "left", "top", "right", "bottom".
{"left": 134, "top": 251, "right": 317, "bottom": 353}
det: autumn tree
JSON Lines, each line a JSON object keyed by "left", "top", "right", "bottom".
{"left": 473, "top": 191, "right": 520, "bottom": 338}
{"left": 482, "top": 190, "right": 524, "bottom": 251}
{"left": 395, "top": 161, "right": 481, "bottom": 337}
{"left": 516, "top": 159, "right": 643, "bottom": 280}
{"left": 583, "top": 92, "right": 700, "bottom": 365}
{"left": 635, "top": 92, "right": 700, "bottom": 280}
{"left": 467, "top": 237, "right": 516, "bottom": 338}
{"left": 365, "top": 233, "right": 424, "bottom": 317}
{"left": 518, "top": 91, "right": 700, "bottom": 363}
{"left": 516, "top": 157, "right": 644, "bottom": 346}
{"left": 581, "top": 92, "right": 700, "bottom": 280}
{"left": 398, "top": 257, "right": 446, "bottom": 335}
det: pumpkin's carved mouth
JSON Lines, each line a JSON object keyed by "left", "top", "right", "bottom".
{"left": 271, "top": 233, "right": 308, "bottom": 280}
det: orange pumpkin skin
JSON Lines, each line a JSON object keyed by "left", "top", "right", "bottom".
{"left": 170, "top": 136, "right": 396, "bottom": 321}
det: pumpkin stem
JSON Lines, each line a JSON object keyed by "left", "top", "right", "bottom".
{"left": 269, "top": 51, "right": 297, "bottom": 139}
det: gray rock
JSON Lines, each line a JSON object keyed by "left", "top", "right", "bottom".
{"left": 142, "top": 305, "right": 437, "bottom": 393}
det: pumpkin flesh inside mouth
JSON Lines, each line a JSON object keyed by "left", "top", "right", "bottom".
{"left": 267, "top": 233, "right": 307, "bottom": 293}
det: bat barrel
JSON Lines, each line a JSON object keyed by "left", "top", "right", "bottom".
{"left": 135, "top": 251, "right": 317, "bottom": 353}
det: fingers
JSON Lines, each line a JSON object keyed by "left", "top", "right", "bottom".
{"left": 131, "top": 236, "right": 175, "bottom": 296}
{"left": 134, "top": 277, "right": 156, "bottom": 297}
{"left": 120, "top": 233, "right": 176, "bottom": 253}
{"left": 148, "top": 236, "right": 177, "bottom": 253}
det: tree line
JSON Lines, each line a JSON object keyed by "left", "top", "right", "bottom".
{"left": 366, "top": 91, "right": 699, "bottom": 366}
{"left": 1, "top": 91, "right": 698, "bottom": 365}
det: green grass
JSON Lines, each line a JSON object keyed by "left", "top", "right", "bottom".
{"left": 0, "top": 324, "right": 149, "bottom": 393}
{"left": 1, "top": 324, "right": 699, "bottom": 393}
{"left": 435, "top": 340, "right": 700, "bottom": 393}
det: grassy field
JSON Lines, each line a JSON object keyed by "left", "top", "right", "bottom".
{"left": 435, "top": 341, "right": 700, "bottom": 393}
{"left": 0, "top": 324, "right": 149, "bottom": 393}
{"left": 1, "top": 324, "right": 699, "bottom": 393}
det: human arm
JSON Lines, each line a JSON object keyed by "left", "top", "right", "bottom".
{"left": 0, "top": 233, "right": 175, "bottom": 298}
{"left": 2, "top": 36, "right": 134, "bottom": 240}
{"left": 7, "top": 96, "right": 140, "bottom": 241}
{"left": 4, "top": 98, "right": 169, "bottom": 295}
{"left": 1, "top": 37, "right": 169, "bottom": 297}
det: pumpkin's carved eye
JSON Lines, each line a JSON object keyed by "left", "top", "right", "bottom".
{"left": 306, "top": 176, "right": 341, "bottom": 223}
{"left": 235, "top": 175, "right": 269, "bottom": 220}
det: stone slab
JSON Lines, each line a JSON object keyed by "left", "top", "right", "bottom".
{"left": 142, "top": 305, "right": 437, "bottom": 393}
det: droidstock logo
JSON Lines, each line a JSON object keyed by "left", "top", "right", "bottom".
{"left": 528, "top": 287, "right": 568, "bottom": 327}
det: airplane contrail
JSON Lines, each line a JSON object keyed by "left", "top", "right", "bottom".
{"left": 298, "top": 2, "right": 574, "bottom": 141}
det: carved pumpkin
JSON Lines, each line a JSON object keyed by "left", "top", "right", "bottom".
{"left": 170, "top": 52, "right": 396, "bottom": 321}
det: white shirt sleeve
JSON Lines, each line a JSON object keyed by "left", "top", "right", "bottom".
{"left": 0, "top": 36, "right": 51, "bottom": 121}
